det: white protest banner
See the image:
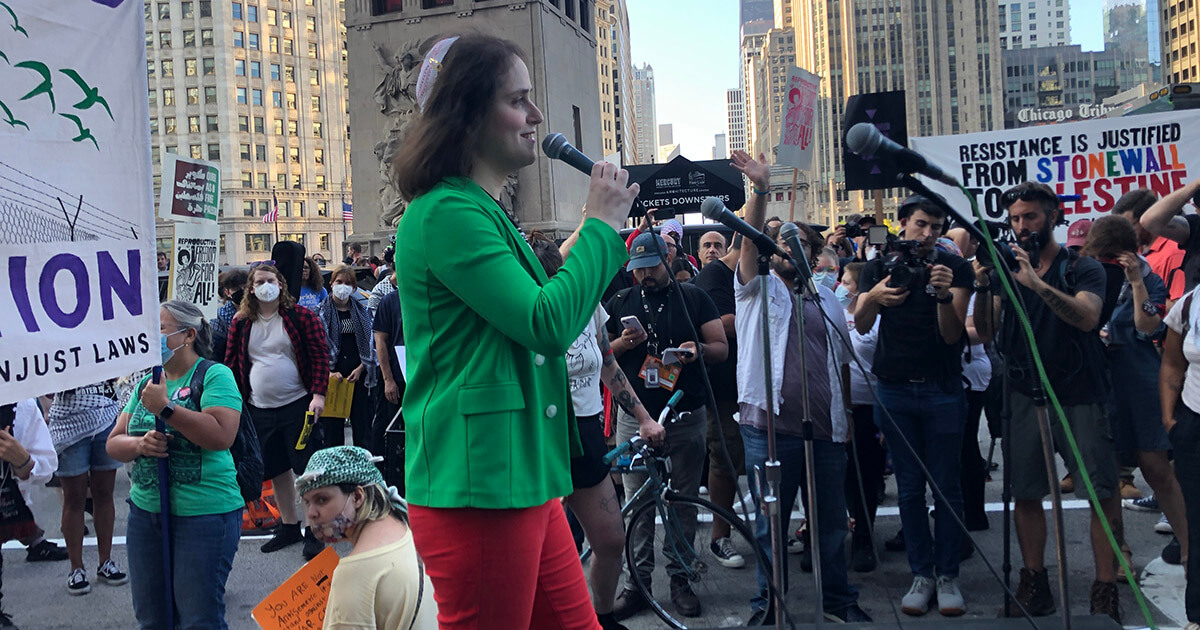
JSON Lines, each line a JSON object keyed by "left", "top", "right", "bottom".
{"left": 0, "top": 0, "right": 157, "bottom": 403}
{"left": 910, "top": 109, "right": 1200, "bottom": 235}
{"left": 168, "top": 222, "right": 220, "bottom": 319}
{"left": 776, "top": 66, "right": 820, "bottom": 170}
{"left": 159, "top": 153, "right": 219, "bottom": 224}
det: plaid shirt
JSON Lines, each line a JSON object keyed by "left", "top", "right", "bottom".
{"left": 225, "top": 305, "right": 330, "bottom": 400}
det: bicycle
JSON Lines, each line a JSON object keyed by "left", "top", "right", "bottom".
{"left": 581, "top": 392, "right": 773, "bottom": 629}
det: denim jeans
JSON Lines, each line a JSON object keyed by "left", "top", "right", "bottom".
{"left": 1170, "top": 403, "right": 1200, "bottom": 623}
{"left": 127, "top": 501, "right": 241, "bottom": 629}
{"left": 875, "top": 379, "right": 966, "bottom": 578}
{"left": 741, "top": 424, "right": 858, "bottom": 614}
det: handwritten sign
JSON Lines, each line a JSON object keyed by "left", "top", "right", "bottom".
{"left": 158, "top": 153, "right": 220, "bottom": 223}
{"left": 167, "top": 221, "right": 219, "bottom": 318}
{"left": 776, "top": 66, "right": 820, "bottom": 170}
{"left": 252, "top": 546, "right": 339, "bottom": 629}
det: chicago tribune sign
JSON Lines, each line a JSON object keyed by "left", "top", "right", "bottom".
{"left": 1016, "top": 102, "right": 1119, "bottom": 125}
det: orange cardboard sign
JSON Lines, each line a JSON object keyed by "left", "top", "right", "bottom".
{"left": 252, "top": 546, "right": 340, "bottom": 629}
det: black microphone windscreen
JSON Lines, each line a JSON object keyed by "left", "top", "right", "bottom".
{"left": 700, "top": 196, "right": 726, "bottom": 221}
{"left": 541, "top": 133, "right": 569, "bottom": 159}
{"left": 779, "top": 221, "right": 800, "bottom": 241}
{"left": 846, "top": 123, "right": 881, "bottom": 156}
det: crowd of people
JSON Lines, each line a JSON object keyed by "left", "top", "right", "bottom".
{"left": 7, "top": 30, "right": 1200, "bottom": 630}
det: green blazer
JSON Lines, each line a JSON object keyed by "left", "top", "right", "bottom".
{"left": 396, "top": 177, "right": 629, "bottom": 509}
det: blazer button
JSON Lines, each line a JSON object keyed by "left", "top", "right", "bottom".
{"left": 545, "top": 404, "right": 558, "bottom": 418}
{"left": 534, "top": 354, "right": 546, "bottom": 366}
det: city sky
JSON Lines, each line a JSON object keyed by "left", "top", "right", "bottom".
{"left": 627, "top": 0, "right": 1108, "bottom": 161}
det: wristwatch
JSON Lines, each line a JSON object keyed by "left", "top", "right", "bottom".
{"left": 973, "top": 281, "right": 990, "bottom": 291}
{"left": 159, "top": 401, "right": 176, "bottom": 420}
{"left": 935, "top": 292, "right": 954, "bottom": 304}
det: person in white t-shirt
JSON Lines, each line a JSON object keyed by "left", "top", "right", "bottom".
{"left": 529, "top": 233, "right": 664, "bottom": 630}
{"left": 1161, "top": 288, "right": 1200, "bottom": 624}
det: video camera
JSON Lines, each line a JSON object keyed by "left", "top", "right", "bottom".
{"left": 880, "top": 237, "right": 935, "bottom": 292}
{"left": 844, "top": 219, "right": 867, "bottom": 239}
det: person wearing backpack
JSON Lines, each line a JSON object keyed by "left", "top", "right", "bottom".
{"left": 974, "top": 182, "right": 1122, "bottom": 623}
{"left": 106, "top": 300, "right": 244, "bottom": 630}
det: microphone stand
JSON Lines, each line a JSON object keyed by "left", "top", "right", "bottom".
{"left": 753, "top": 250, "right": 789, "bottom": 630}
{"left": 896, "top": 174, "right": 1071, "bottom": 630}
{"left": 785, "top": 256, "right": 825, "bottom": 629}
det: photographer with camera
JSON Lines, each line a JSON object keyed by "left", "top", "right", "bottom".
{"left": 974, "top": 182, "right": 1122, "bottom": 622}
{"left": 855, "top": 195, "right": 973, "bottom": 616}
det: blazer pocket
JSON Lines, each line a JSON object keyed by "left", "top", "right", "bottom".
{"left": 458, "top": 382, "right": 526, "bottom": 416}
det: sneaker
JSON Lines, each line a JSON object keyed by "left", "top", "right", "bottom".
{"left": 302, "top": 527, "right": 324, "bottom": 561}
{"left": 1003, "top": 567, "right": 1055, "bottom": 617}
{"left": 96, "top": 559, "right": 128, "bottom": 586}
{"left": 1060, "top": 474, "right": 1074, "bottom": 494}
{"left": 901, "top": 576, "right": 936, "bottom": 616}
{"left": 937, "top": 576, "right": 966, "bottom": 616}
{"left": 25, "top": 539, "right": 68, "bottom": 562}
{"left": 66, "top": 568, "right": 91, "bottom": 595}
{"left": 0, "top": 609, "right": 15, "bottom": 629}
{"left": 787, "top": 537, "right": 805, "bottom": 554}
{"left": 885, "top": 529, "right": 906, "bottom": 552}
{"left": 261, "top": 524, "right": 302, "bottom": 553}
{"left": 825, "top": 603, "right": 872, "bottom": 623}
{"left": 1156, "top": 514, "right": 1174, "bottom": 534}
{"left": 1120, "top": 479, "right": 1144, "bottom": 500}
{"left": 851, "top": 537, "right": 877, "bottom": 573}
{"left": 1089, "top": 580, "right": 1121, "bottom": 624}
{"left": 709, "top": 537, "right": 745, "bottom": 569}
{"left": 1163, "top": 536, "right": 1183, "bottom": 565}
{"left": 669, "top": 577, "right": 701, "bottom": 617}
{"left": 611, "top": 588, "right": 650, "bottom": 621}
{"left": 1124, "top": 495, "right": 1160, "bottom": 512}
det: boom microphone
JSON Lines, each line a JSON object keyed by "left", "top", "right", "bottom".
{"left": 779, "top": 222, "right": 819, "bottom": 296}
{"left": 541, "top": 133, "right": 594, "bottom": 176}
{"left": 699, "top": 197, "right": 789, "bottom": 260}
{"left": 846, "top": 122, "right": 960, "bottom": 187}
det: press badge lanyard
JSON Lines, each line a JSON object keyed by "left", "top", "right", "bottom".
{"left": 640, "top": 288, "right": 669, "bottom": 357}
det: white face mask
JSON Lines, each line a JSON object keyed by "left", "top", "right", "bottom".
{"left": 332, "top": 284, "right": 354, "bottom": 301}
{"left": 254, "top": 282, "right": 280, "bottom": 303}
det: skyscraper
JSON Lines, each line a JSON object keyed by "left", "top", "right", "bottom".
{"left": 713, "top": 133, "right": 728, "bottom": 160}
{"left": 1162, "top": 0, "right": 1200, "bottom": 83}
{"left": 596, "top": 0, "right": 639, "bottom": 164}
{"left": 1106, "top": 0, "right": 1153, "bottom": 61}
{"left": 727, "top": 88, "right": 747, "bottom": 154}
{"left": 148, "top": 0, "right": 352, "bottom": 265}
{"left": 632, "top": 64, "right": 658, "bottom": 164}
{"left": 785, "top": 0, "right": 1003, "bottom": 222}
{"left": 998, "top": 0, "right": 1071, "bottom": 50}
{"left": 740, "top": 0, "right": 773, "bottom": 26}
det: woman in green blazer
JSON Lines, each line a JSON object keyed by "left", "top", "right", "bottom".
{"left": 391, "top": 34, "right": 641, "bottom": 629}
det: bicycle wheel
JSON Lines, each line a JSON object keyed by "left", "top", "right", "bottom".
{"left": 625, "top": 493, "right": 773, "bottom": 629}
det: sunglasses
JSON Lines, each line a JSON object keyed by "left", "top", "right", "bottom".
{"left": 1000, "top": 188, "right": 1060, "bottom": 209}
{"left": 249, "top": 260, "right": 277, "bottom": 268}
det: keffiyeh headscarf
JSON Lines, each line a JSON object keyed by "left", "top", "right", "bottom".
{"left": 295, "top": 446, "right": 407, "bottom": 516}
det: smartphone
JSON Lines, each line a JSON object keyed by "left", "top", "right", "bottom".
{"left": 621, "top": 316, "right": 645, "bottom": 335}
{"left": 662, "top": 347, "right": 695, "bottom": 365}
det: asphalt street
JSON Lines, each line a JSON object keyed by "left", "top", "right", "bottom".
{"left": 2, "top": 424, "right": 1182, "bottom": 629}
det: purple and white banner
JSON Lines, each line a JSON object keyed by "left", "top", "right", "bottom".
{"left": 0, "top": 0, "right": 157, "bottom": 403}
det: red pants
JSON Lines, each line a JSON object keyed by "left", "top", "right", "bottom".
{"left": 409, "top": 500, "right": 601, "bottom": 630}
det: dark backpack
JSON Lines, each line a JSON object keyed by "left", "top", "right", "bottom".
{"left": 138, "top": 359, "right": 264, "bottom": 502}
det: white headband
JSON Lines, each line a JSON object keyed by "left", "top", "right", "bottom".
{"left": 415, "top": 36, "right": 460, "bottom": 112}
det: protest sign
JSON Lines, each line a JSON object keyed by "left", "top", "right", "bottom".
{"left": 0, "top": 1, "right": 158, "bottom": 404}
{"left": 168, "top": 221, "right": 220, "bottom": 318}
{"left": 158, "top": 153, "right": 219, "bottom": 223}
{"left": 252, "top": 546, "right": 339, "bottom": 630}
{"left": 910, "top": 109, "right": 1200, "bottom": 237}
{"left": 776, "top": 66, "right": 820, "bottom": 170}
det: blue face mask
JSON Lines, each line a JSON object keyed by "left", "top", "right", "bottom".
{"left": 835, "top": 284, "right": 855, "bottom": 308}
{"left": 813, "top": 270, "right": 837, "bottom": 289}
{"left": 161, "top": 330, "right": 184, "bottom": 365}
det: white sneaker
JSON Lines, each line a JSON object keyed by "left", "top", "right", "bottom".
{"left": 1156, "top": 514, "right": 1174, "bottom": 534}
{"left": 936, "top": 575, "right": 966, "bottom": 616}
{"left": 901, "top": 576, "right": 936, "bottom": 616}
{"left": 709, "top": 537, "right": 746, "bottom": 569}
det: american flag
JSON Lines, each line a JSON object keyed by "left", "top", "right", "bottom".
{"left": 263, "top": 189, "right": 279, "bottom": 224}
{"left": 342, "top": 200, "right": 353, "bottom": 221}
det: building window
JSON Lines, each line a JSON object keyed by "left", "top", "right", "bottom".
{"left": 271, "top": 63, "right": 281, "bottom": 80}
{"left": 254, "top": 144, "right": 266, "bottom": 161}
{"left": 283, "top": 39, "right": 294, "bottom": 55}
{"left": 149, "top": 118, "right": 158, "bottom": 134}
{"left": 269, "top": 36, "right": 279, "bottom": 53}
{"left": 278, "top": 201, "right": 289, "bottom": 217}
{"left": 286, "top": 93, "right": 297, "bottom": 109}
{"left": 250, "top": 61, "right": 261, "bottom": 78}
{"left": 240, "top": 143, "right": 251, "bottom": 160}
{"left": 243, "top": 201, "right": 254, "bottom": 217}
{"left": 274, "top": 146, "right": 285, "bottom": 162}
{"left": 272, "top": 91, "right": 282, "bottom": 107}
{"left": 267, "top": 8, "right": 277, "bottom": 25}
{"left": 309, "top": 69, "right": 320, "bottom": 85}
{"left": 276, "top": 173, "right": 287, "bottom": 189}
{"left": 281, "top": 11, "right": 292, "bottom": 28}
{"left": 421, "top": 0, "right": 454, "bottom": 8}
{"left": 313, "top": 122, "right": 322, "bottom": 137}
{"left": 232, "top": 3, "right": 242, "bottom": 19}
{"left": 185, "top": 58, "right": 197, "bottom": 76}
{"left": 313, "top": 148, "right": 323, "bottom": 164}
{"left": 188, "top": 115, "right": 201, "bottom": 133}
{"left": 206, "top": 115, "right": 218, "bottom": 131}
{"left": 249, "top": 33, "right": 259, "bottom": 50}
{"left": 308, "top": 42, "right": 319, "bottom": 59}
{"left": 315, "top": 175, "right": 325, "bottom": 190}
{"left": 238, "top": 116, "right": 249, "bottom": 132}
{"left": 252, "top": 89, "right": 263, "bottom": 106}
{"left": 160, "top": 31, "right": 171, "bottom": 47}
{"left": 202, "top": 30, "right": 213, "bottom": 46}
{"left": 183, "top": 30, "right": 196, "bottom": 47}
{"left": 285, "top": 66, "right": 295, "bottom": 82}
{"left": 288, "top": 120, "right": 298, "bottom": 136}
{"left": 205, "top": 143, "right": 219, "bottom": 160}
{"left": 291, "top": 174, "right": 301, "bottom": 189}
{"left": 199, "top": 1, "right": 211, "bottom": 18}
{"left": 306, "top": 16, "right": 316, "bottom": 31}
{"left": 161, "top": 60, "right": 174, "bottom": 77}
{"left": 234, "top": 31, "right": 244, "bottom": 47}
{"left": 256, "top": 172, "right": 267, "bottom": 188}
{"left": 290, "top": 147, "right": 300, "bottom": 163}
{"left": 273, "top": 119, "right": 283, "bottom": 134}
{"left": 320, "top": 233, "right": 329, "bottom": 250}
{"left": 295, "top": 201, "right": 304, "bottom": 217}
{"left": 317, "top": 201, "right": 328, "bottom": 217}
{"left": 236, "top": 59, "right": 246, "bottom": 76}
{"left": 186, "top": 87, "right": 199, "bottom": 105}
{"left": 254, "top": 116, "right": 264, "bottom": 133}
{"left": 247, "top": 5, "right": 257, "bottom": 21}
{"left": 374, "top": 0, "right": 404, "bottom": 13}
{"left": 237, "top": 87, "right": 247, "bottom": 104}
{"left": 246, "top": 234, "right": 272, "bottom": 252}
{"left": 163, "top": 88, "right": 175, "bottom": 106}
{"left": 190, "top": 144, "right": 202, "bottom": 159}
{"left": 158, "top": 2, "right": 170, "bottom": 18}
{"left": 282, "top": 233, "right": 306, "bottom": 246}
{"left": 241, "top": 172, "right": 252, "bottom": 188}
{"left": 205, "top": 86, "right": 217, "bottom": 104}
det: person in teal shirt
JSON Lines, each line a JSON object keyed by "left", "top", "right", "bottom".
{"left": 107, "top": 301, "right": 244, "bottom": 630}
{"left": 390, "top": 33, "right": 640, "bottom": 629}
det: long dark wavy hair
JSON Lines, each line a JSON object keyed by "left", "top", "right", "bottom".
{"left": 393, "top": 33, "right": 528, "bottom": 202}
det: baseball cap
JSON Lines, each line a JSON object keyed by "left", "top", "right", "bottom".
{"left": 627, "top": 232, "right": 668, "bottom": 271}
{"left": 1066, "top": 218, "right": 1093, "bottom": 248}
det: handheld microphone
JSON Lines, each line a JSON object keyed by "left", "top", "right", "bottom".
{"left": 699, "top": 197, "right": 789, "bottom": 260}
{"left": 846, "top": 123, "right": 960, "bottom": 187}
{"left": 541, "top": 133, "right": 594, "bottom": 176}
{"left": 779, "top": 222, "right": 819, "bottom": 296}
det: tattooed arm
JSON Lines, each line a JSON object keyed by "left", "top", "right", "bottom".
{"left": 1161, "top": 327, "right": 1188, "bottom": 433}
{"left": 597, "top": 331, "right": 666, "bottom": 445}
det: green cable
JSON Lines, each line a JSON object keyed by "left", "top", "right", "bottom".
{"left": 963, "top": 188, "right": 1157, "bottom": 629}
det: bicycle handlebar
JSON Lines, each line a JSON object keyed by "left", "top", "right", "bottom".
{"left": 603, "top": 390, "right": 685, "bottom": 465}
